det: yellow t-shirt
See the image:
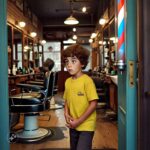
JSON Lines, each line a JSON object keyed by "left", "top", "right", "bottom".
{"left": 63, "top": 74, "right": 99, "bottom": 131}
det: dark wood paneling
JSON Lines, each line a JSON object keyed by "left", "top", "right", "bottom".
{"left": 7, "top": 1, "right": 43, "bottom": 39}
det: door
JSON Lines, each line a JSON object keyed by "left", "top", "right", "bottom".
{"left": 118, "top": 0, "right": 137, "bottom": 150}
{"left": 138, "top": 0, "right": 150, "bottom": 149}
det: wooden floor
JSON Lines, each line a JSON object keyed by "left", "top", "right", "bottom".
{"left": 10, "top": 94, "right": 118, "bottom": 150}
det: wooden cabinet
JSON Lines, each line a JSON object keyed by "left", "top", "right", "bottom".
{"left": 109, "top": 83, "right": 118, "bottom": 112}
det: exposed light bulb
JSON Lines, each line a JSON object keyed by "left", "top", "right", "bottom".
{"left": 40, "top": 40, "right": 46, "bottom": 45}
{"left": 30, "top": 32, "right": 37, "bottom": 38}
{"left": 99, "top": 18, "right": 106, "bottom": 25}
{"left": 82, "top": 7, "right": 87, "bottom": 13}
{"left": 73, "top": 28, "right": 76, "bottom": 32}
{"left": 91, "top": 33, "right": 97, "bottom": 39}
{"left": 18, "top": 21, "right": 26, "bottom": 27}
{"left": 73, "top": 35, "right": 77, "bottom": 40}
{"left": 89, "top": 39, "right": 93, "bottom": 43}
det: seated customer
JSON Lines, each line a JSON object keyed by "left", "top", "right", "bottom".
{"left": 42, "top": 58, "right": 55, "bottom": 90}
{"left": 27, "top": 58, "right": 55, "bottom": 90}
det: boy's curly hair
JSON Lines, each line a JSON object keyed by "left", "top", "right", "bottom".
{"left": 62, "top": 44, "right": 90, "bottom": 69}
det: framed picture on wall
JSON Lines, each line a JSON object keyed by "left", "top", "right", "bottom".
{"left": 15, "top": 0, "right": 23, "bottom": 12}
{"left": 23, "top": 1, "right": 32, "bottom": 20}
{"left": 27, "top": 8, "right": 32, "bottom": 20}
{"left": 23, "top": 0, "right": 28, "bottom": 16}
{"left": 32, "top": 14, "right": 38, "bottom": 28}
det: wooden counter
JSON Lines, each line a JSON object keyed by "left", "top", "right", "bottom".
{"left": 8, "top": 73, "right": 41, "bottom": 95}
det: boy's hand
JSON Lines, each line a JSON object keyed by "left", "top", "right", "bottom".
{"left": 64, "top": 113, "right": 80, "bottom": 128}
{"left": 64, "top": 113, "right": 73, "bottom": 125}
{"left": 69, "top": 118, "right": 81, "bottom": 128}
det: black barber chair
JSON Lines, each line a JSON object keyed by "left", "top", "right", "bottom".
{"left": 92, "top": 76, "right": 109, "bottom": 109}
{"left": 9, "top": 71, "right": 57, "bottom": 142}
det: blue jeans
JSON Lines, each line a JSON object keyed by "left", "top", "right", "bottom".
{"left": 69, "top": 128, "right": 94, "bottom": 150}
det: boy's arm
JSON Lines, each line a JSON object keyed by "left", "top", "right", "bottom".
{"left": 69, "top": 100, "right": 98, "bottom": 128}
{"left": 64, "top": 101, "right": 73, "bottom": 125}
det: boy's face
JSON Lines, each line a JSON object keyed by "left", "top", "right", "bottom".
{"left": 64, "top": 56, "right": 84, "bottom": 76}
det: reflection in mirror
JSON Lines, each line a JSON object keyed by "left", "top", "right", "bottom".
{"left": 103, "top": 26, "right": 109, "bottom": 67}
{"left": 13, "top": 28, "right": 22, "bottom": 68}
{"left": 34, "top": 43, "right": 39, "bottom": 67}
{"left": 28, "top": 38, "right": 34, "bottom": 69}
{"left": 23, "top": 36, "right": 29, "bottom": 62}
{"left": 23, "top": 36, "right": 34, "bottom": 70}
{"left": 109, "top": 19, "right": 117, "bottom": 63}
{"left": 7, "top": 25, "right": 13, "bottom": 71}
{"left": 39, "top": 44, "right": 43, "bottom": 67}
{"left": 98, "top": 33, "right": 104, "bottom": 68}
{"left": 28, "top": 38, "right": 33, "bottom": 61}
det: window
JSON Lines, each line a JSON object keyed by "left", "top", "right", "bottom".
{"left": 43, "top": 42, "right": 61, "bottom": 71}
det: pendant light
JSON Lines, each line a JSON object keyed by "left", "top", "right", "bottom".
{"left": 64, "top": 0, "right": 79, "bottom": 25}
{"left": 64, "top": 15, "right": 79, "bottom": 25}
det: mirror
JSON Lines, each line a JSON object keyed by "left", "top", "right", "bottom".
{"left": 28, "top": 38, "right": 34, "bottom": 69}
{"left": 23, "top": 36, "right": 34, "bottom": 71}
{"left": 38, "top": 44, "right": 43, "bottom": 67}
{"left": 33, "top": 43, "right": 39, "bottom": 67}
{"left": 103, "top": 26, "right": 109, "bottom": 67}
{"left": 102, "top": 18, "right": 117, "bottom": 74}
{"left": 7, "top": 25, "right": 13, "bottom": 70}
{"left": 13, "top": 28, "right": 23, "bottom": 69}
{"left": 23, "top": 36, "right": 29, "bottom": 68}
{"left": 109, "top": 19, "right": 116, "bottom": 63}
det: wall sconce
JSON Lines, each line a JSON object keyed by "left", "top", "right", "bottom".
{"left": 89, "top": 39, "right": 93, "bottom": 43}
{"left": 103, "top": 41, "right": 106, "bottom": 45}
{"left": 30, "top": 32, "right": 37, "bottom": 38}
{"left": 82, "top": 7, "right": 87, "bottom": 13}
{"left": 99, "top": 18, "right": 106, "bottom": 25}
{"left": 19, "top": 21, "right": 26, "bottom": 27}
{"left": 99, "top": 41, "right": 103, "bottom": 45}
{"left": 24, "top": 45, "right": 30, "bottom": 52}
{"left": 40, "top": 40, "right": 46, "bottom": 45}
{"left": 90, "top": 33, "right": 97, "bottom": 39}
{"left": 16, "top": 21, "right": 26, "bottom": 28}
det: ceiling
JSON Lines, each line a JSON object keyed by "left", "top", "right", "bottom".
{"left": 25, "top": 0, "right": 104, "bottom": 43}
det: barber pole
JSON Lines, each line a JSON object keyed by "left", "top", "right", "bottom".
{"left": 117, "top": 0, "right": 126, "bottom": 71}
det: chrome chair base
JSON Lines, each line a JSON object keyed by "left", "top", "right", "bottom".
{"left": 16, "top": 127, "right": 51, "bottom": 142}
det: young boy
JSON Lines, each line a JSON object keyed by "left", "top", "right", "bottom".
{"left": 62, "top": 44, "right": 99, "bottom": 150}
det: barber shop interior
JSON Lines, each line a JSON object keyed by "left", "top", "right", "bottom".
{"left": 0, "top": 0, "right": 150, "bottom": 150}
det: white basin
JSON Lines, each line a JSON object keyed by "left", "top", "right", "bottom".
{"left": 110, "top": 75, "right": 118, "bottom": 85}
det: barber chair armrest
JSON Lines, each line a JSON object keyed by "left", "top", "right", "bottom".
{"left": 17, "top": 83, "right": 44, "bottom": 91}
{"left": 27, "top": 81, "right": 44, "bottom": 86}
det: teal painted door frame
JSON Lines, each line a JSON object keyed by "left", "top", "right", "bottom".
{"left": 0, "top": 0, "right": 10, "bottom": 150}
{"left": 118, "top": 0, "right": 137, "bottom": 150}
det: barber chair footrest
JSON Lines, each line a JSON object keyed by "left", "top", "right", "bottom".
{"left": 16, "top": 127, "right": 51, "bottom": 142}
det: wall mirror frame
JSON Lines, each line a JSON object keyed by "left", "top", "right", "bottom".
{"left": 13, "top": 27, "right": 23, "bottom": 69}
{"left": 23, "top": 35, "right": 34, "bottom": 69}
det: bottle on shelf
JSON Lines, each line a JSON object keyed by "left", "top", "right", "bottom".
{"left": 12, "top": 64, "right": 17, "bottom": 75}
